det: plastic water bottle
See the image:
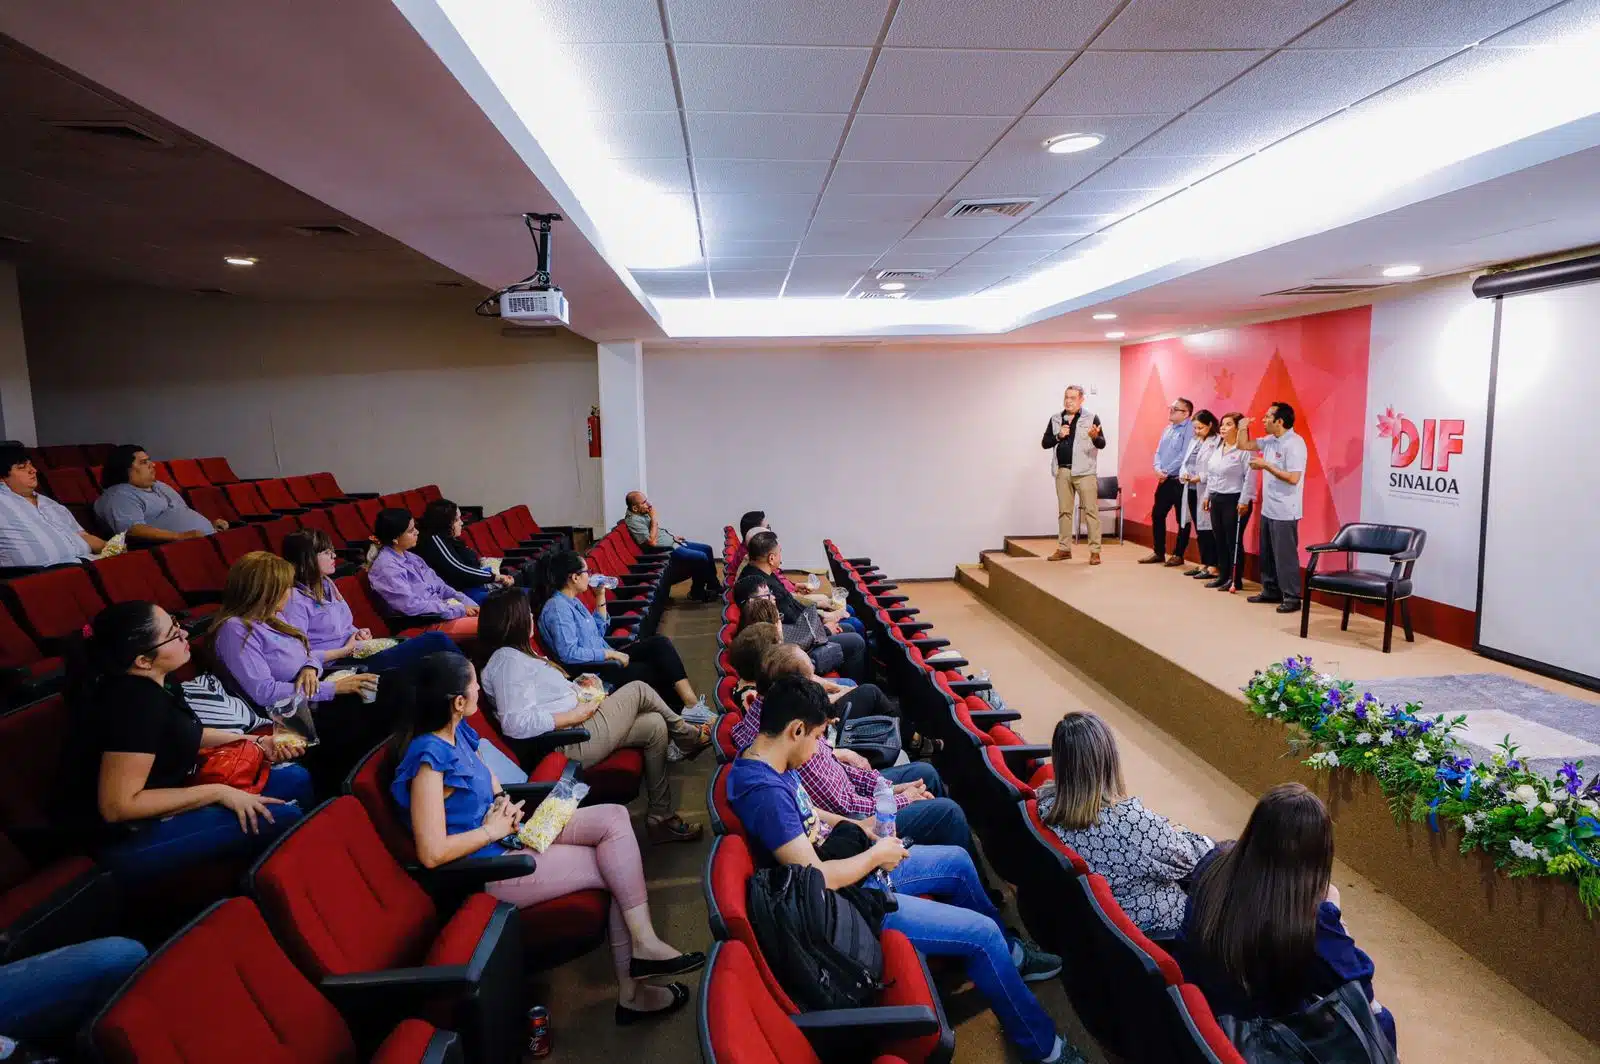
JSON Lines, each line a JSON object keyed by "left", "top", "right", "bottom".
{"left": 807, "top": 572, "right": 822, "bottom": 591}
{"left": 873, "top": 777, "right": 897, "bottom": 889}
{"left": 588, "top": 573, "right": 619, "bottom": 590}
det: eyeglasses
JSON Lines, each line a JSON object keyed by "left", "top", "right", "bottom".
{"left": 318, "top": 548, "right": 337, "bottom": 557}
{"left": 145, "top": 625, "right": 187, "bottom": 654}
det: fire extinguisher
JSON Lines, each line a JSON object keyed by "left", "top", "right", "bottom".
{"left": 587, "top": 406, "right": 602, "bottom": 458}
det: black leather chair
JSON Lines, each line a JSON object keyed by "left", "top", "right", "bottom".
{"left": 1072, "top": 475, "right": 1124, "bottom": 544}
{"left": 1299, "top": 523, "right": 1426, "bottom": 653}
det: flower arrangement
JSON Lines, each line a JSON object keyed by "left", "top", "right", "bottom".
{"left": 1243, "top": 656, "right": 1600, "bottom": 915}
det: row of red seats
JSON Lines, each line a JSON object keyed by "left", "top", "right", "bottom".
{"left": 24, "top": 443, "right": 115, "bottom": 470}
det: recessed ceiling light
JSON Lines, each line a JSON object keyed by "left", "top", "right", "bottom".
{"left": 1381, "top": 263, "right": 1421, "bottom": 277}
{"left": 879, "top": 282, "right": 906, "bottom": 291}
{"left": 223, "top": 256, "right": 257, "bottom": 267}
{"left": 1043, "top": 133, "right": 1104, "bottom": 155}
{"left": 1105, "top": 331, "right": 1126, "bottom": 339}
{"left": 1092, "top": 312, "right": 1118, "bottom": 321}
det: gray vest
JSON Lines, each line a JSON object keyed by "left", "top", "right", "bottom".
{"left": 1049, "top": 409, "right": 1101, "bottom": 477}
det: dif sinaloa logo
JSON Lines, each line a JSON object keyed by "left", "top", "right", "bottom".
{"left": 1375, "top": 407, "right": 1464, "bottom": 498}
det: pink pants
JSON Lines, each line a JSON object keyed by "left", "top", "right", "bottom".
{"left": 486, "top": 804, "right": 646, "bottom": 984}
{"left": 428, "top": 616, "right": 479, "bottom": 639}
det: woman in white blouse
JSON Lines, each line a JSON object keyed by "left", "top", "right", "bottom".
{"left": 476, "top": 589, "right": 709, "bottom": 844}
{"left": 1203, "top": 411, "right": 1255, "bottom": 591}
{"left": 1178, "top": 410, "right": 1222, "bottom": 582}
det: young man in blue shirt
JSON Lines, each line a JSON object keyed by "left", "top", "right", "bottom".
{"left": 727, "top": 674, "right": 1082, "bottom": 1064}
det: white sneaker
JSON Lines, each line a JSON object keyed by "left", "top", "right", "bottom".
{"left": 681, "top": 696, "right": 715, "bottom": 725}
{"left": 666, "top": 743, "right": 685, "bottom": 762}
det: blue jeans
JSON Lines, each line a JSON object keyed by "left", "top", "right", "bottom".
{"left": 874, "top": 845, "right": 1057, "bottom": 1061}
{"left": 358, "top": 630, "right": 461, "bottom": 672}
{"left": 97, "top": 764, "right": 315, "bottom": 885}
{"left": 881, "top": 763, "right": 978, "bottom": 861}
{"left": 0, "top": 937, "right": 147, "bottom": 1041}
{"left": 668, "top": 541, "right": 717, "bottom": 594}
{"left": 462, "top": 585, "right": 494, "bottom": 605}
{"left": 829, "top": 630, "right": 868, "bottom": 683}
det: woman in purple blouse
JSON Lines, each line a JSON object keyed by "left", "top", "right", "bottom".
{"left": 367, "top": 509, "right": 480, "bottom": 639}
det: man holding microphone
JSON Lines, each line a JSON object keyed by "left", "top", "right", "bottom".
{"left": 1041, "top": 385, "right": 1106, "bottom": 564}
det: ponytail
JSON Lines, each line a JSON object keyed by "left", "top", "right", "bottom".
{"left": 531, "top": 549, "right": 584, "bottom": 611}
{"left": 386, "top": 652, "right": 476, "bottom": 761}
{"left": 65, "top": 601, "right": 164, "bottom": 714}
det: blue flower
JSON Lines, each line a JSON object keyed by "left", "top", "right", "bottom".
{"left": 1557, "top": 762, "right": 1582, "bottom": 796}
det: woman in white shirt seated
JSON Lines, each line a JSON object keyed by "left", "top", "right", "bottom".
{"left": 476, "top": 589, "right": 708, "bottom": 845}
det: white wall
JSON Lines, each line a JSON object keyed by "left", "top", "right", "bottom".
{"left": 597, "top": 340, "right": 646, "bottom": 529}
{"left": 643, "top": 343, "right": 1121, "bottom": 578}
{"left": 21, "top": 277, "right": 603, "bottom": 528}
{"left": 0, "top": 262, "right": 36, "bottom": 444}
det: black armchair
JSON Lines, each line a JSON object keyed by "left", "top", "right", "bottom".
{"left": 1299, "top": 523, "right": 1426, "bottom": 653}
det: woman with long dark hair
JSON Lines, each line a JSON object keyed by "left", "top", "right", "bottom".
{"left": 72, "top": 601, "right": 312, "bottom": 883}
{"left": 1204, "top": 412, "right": 1254, "bottom": 591}
{"left": 531, "top": 549, "right": 703, "bottom": 711}
{"left": 368, "top": 508, "right": 479, "bottom": 638}
{"left": 1179, "top": 410, "right": 1221, "bottom": 580}
{"left": 391, "top": 652, "right": 705, "bottom": 1022}
{"left": 414, "top": 499, "right": 516, "bottom": 603}
{"left": 1181, "top": 783, "right": 1395, "bottom": 1047}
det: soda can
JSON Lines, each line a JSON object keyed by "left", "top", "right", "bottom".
{"left": 525, "top": 1005, "right": 552, "bottom": 1059}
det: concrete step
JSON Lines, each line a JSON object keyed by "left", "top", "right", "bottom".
{"left": 1003, "top": 537, "right": 1054, "bottom": 559}
{"left": 955, "top": 562, "right": 990, "bottom": 595}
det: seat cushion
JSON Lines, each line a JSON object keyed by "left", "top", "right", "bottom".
{"left": 518, "top": 887, "right": 609, "bottom": 965}
{"left": 529, "top": 751, "right": 569, "bottom": 783}
{"left": 371, "top": 1019, "right": 446, "bottom": 1064}
{"left": 582, "top": 748, "right": 643, "bottom": 805}
{"left": 878, "top": 928, "right": 949, "bottom": 1064}
{"left": 0, "top": 854, "right": 96, "bottom": 928}
{"left": 1309, "top": 570, "right": 1412, "bottom": 600}
{"left": 423, "top": 892, "right": 499, "bottom": 967}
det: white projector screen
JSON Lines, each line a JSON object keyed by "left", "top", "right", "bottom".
{"left": 1478, "top": 281, "right": 1600, "bottom": 684}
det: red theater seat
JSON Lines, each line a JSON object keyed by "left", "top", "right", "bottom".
{"left": 196, "top": 456, "right": 241, "bottom": 484}
{"left": 223, "top": 481, "right": 275, "bottom": 521}
{"left": 89, "top": 897, "right": 464, "bottom": 1064}
{"left": 39, "top": 466, "right": 98, "bottom": 506}
{"left": 90, "top": 550, "right": 218, "bottom": 622}
{"left": 154, "top": 537, "right": 229, "bottom": 605}
{"left": 1, "top": 566, "right": 107, "bottom": 652}
{"left": 356, "top": 497, "right": 384, "bottom": 527}
{"left": 258, "top": 515, "right": 300, "bottom": 555}
{"left": 402, "top": 490, "right": 428, "bottom": 518}
{"left": 212, "top": 524, "right": 270, "bottom": 567}
{"left": 164, "top": 458, "right": 210, "bottom": 490}
{"left": 0, "top": 830, "right": 114, "bottom": 964}
{"left": 256, "top": 478, "right": 309, "bottom": 514}
{"left": 184, "top": 486, "right": 242, "bottom": 527}
{"left": 0, "top": 694, "right": 74, "bottom": 833}
{"left": 285, "top": 475, "right": 325, "bottom": 506}
{"left": 0, "top": 608, "right": 63, "bottom": 706}
{"left": 329, "top": 502, "right": 373, "bottom": 548}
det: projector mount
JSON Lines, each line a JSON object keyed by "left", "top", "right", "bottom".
{"left": 474, "top": 212, "right": 564, "bottom": 317}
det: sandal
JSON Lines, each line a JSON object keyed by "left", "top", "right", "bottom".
{"left": 647, "top": 814, "right": 705, "bottom": 845}
{"left": 673, "top": 723, "right": 712, "bottom": 760}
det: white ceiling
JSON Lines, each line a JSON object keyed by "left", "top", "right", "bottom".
{"left": 516, "top": 0, "right": 1591, "bottom": 304}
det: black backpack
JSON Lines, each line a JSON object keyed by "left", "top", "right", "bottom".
{"left": 1218, "top": 981, "right": 1399, "bottom": 1064}
{"left": 746, "top": 863, "right": 886, "bottom": 1011}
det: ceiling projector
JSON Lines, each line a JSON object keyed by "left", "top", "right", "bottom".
{"left": 479, "top": 212, "right": 570, "bottom": 327}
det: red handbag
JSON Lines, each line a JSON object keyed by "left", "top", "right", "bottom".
{"left": 192, "top": 739, "right": 271, "bottom": 794}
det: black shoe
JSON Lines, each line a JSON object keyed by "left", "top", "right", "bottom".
{"left": 1182, "top": 567, "right": 1204, "bottom": 576}
{"left": 1010, "top": 936, "right": 1063, "bottom": 982}
{"left": 629, "top": 951, "right": 707, "bottom": 979}
{"left": 1247, "top": 593, "right": 1282, "bottom": 604}
{"left": 1276, "top": 600, "right": 1303, "bottom": 614}
{"left": 1205, "top": 577, "right": 1230, "bottom": 589}
{"left": 1191, "top": 570, "right": 1215, "bottom": 579}
{"left": 615, "top": 982, "right": 690, "bottom": 1026}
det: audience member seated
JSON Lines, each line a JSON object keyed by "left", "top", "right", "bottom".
{"left": 0, "top": 444, "right": 103, "bottom": 569}
{"left": 735, "top": 578, "right": 852, "bottom": 681}
{"left": 733, "top": 644, "right": 985, "bottom": 885}
{"left": 477, "top": 589, "right": 707, "bottom": 844}
{"left": 1181, "top": 782, "right": 1397, "bottom": 1049}
{"left": 725, "top": 509, "right": 767, "bottom": 580}
{"left": 739, "top": 531, "right": 866, "bottom": 681}
{"left": 532, "top": 549, "right": 703, "bottom": 712}
{"left": 1037, "top": 712, "right": 1213, "bottom": 935}
{"left": 209, "top": 552, "right": 380, "bottom": 780}
{"left": 728, "top": 676, "right": 1079, "bottom": 1064}
{"left": 623, "top": 491, "right": 718, "bottom": 602}
{"left": 94, "top": 445, "right": 226, "bottom": 542}
{"left": 414, "top": 499, "right": 516, "bottom": 603}
{"left": 72, "top": 601, "right": 313, "bottom": 885}
{"left": 391, "top": 651, "right": 706, "bottom": 1024}
{"left": 368, "top": 507, "right": 480, "bottom": 638}
{"left": 734, "top": 511, "right": 863, "bottom": 633}
{"left": 726, "top": 620, "right": 781, "bottom": 706}
{"left": 0, "top": 937, "right": 148, "bottom": 1053}
{"left": 281, "top": 528, "right": 460, "bottom": 672}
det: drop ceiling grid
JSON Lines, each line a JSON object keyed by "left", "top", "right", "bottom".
{"left": 566, "top": 0, "right": 1574, "bottom": 302}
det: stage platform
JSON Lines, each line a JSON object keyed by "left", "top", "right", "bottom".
{"left": 955, "top": 539, "right": 1600, "bottom": 1045}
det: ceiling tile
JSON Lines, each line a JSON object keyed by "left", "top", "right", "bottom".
{"left": 781, "top": 280, "right": 857, "bottom": 297}
{"left": 1196, "top": 48, "right": 1456, "bottom": 114}
{"left": 786, "top": 262, "right": 875, "bottom": 288}
{"left": 1293, "top": 0, "right": 1558, "bottom": 48}
{"left": 956, "top": 249, "right": 1049, "bottom": 269}
{"left": 688, "top": 112, "right": 847, "bottom": 159}
{"left": 1096, "top": 0, "right": 1346, "bottom": 49}
{"left": 1073, "top": 154, "right": 1236, "bottom": 191}
{"left": 694, "top": 159, "right": 831, "bottom": 194}
{"left": 1004, "top": 213, "right": 1111, "bottom": 236}
{"left": 792, "top": 253, "right": 886, "bottom": 272}
{"left": 677, "top": 45, "right": 871, "bottom": 112}
{"left": 950, "top": 114, "right": 1172, "bottom": 198}
{"left": 825, "top": 160, "right": 970, "bottom": 195}
{"left": 798, "top": 223, "right": 911, "bottom": 255}
{"left": 568, "top": 44, "right": 676, "bottom": 111}
{"left": 699, "top": 237, "right": 801, "bottom": 256}
{"left": 622, "top": 157, "right": 694, "bottom": 192}
{"left": 910, "top": 280, "right": 996, "bottom": 297}
{"left": 1124, "top": 109, "right": 1328, "bottom": 157}
{"left": 665, "top": 0, "right": 892, "bottom": 45}
{"left": 698, "top": 192, "right": 819, "bottom": 222}
{"left": 859, "top": 48, "right": 1070, "bottom": 116}
{"left": 706, "top": 255, "right": 798, "bottom": 270}
{"left": 711, "top": 270, "right": 789, "bottom": 297}
{"left": 1037, "top": 188, "right": 1163, "bottom": 217}
{"left": 542, "top": 0, "right": 664, "bottom": 43}
{"left": 632, "top": 270, "right": 711, "bottom": 297}
{"left": 889, "top": 235, "right": 996, "bottom": 253}
{"left": 590, "top": 112, "right": 689, "bottom": 158}
{"left": 1485, "top": 0, "right": 1600, "bottom": 46}
{"left": 841, "top": 114, "right": 1013, "bottom": 161}
{"left": 1031, "top": 51, "right": 1266, "bottom": 115}
{"left": 903, "top": 214, "right": 1024, "bottom": 239}
{"left": 876, "top": 243, "right": 975, "bottom": 267}
{"left": 813, "top": 192, "right": 940, "bottom": 222}
{"left": 699, "top": 213, "right": 813, "bottom": 240}
{"left": 988, "top": 233, "right": 1078, "bottom": 253}
{"left": 885, "top": 0, "right": 1124, "bottom": 49}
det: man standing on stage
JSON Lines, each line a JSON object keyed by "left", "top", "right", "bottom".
{"left": 1140, "top": 398, "right": 1194, "bottom": 567}
{"left": 1237, "top": 402, "right": 1308, "bottom": 613}
{"left": 1041, "top": 385, "right": 1106, "bottom": 564}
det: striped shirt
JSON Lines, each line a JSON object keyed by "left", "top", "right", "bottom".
{"left": 0, "top": 483, "right": 92, "bottom": 568}
{"left": 731, "top": 695, "right": 912, "bottom": 816}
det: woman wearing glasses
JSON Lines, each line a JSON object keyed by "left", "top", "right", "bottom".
{"left": 74, "top": 601, "right": 314, "bottom": 885}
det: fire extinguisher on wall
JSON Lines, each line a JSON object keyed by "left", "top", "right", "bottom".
{"left": 587, "top": 406, "right": 602, "bottom": 458}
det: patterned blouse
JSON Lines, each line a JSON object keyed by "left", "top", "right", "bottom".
{"left": 1036, "top": 787, "right": 1215, "bottom": 934}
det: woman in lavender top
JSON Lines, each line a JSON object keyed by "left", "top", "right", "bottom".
{"left": 367, "top": 509, "right": 480, "bottom": 639}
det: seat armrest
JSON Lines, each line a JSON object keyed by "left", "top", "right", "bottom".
{"left": 927, "top": 658, "right": 967, "bottom": 671}
{"left": 320, "top": 964, "right": 478, "bottom": 1016}
{"left": 1304, "top": 542, "right": 1341, "bottom": 553}
{"left": 792, "top": 1005, "right": 940, "bottom": 1042}
{"left": 864, "top": 581, "right": 897, "bottom": 592}
{"left": 896, "top": 622, "right": 934, "bottom": 635}
{"left": 408, "top": 853, "right": 536, "bottom": 894}
{"left": 946, "top": 680, "right": 992, "bottom": 697}
{"left": 0, "top": 866, "right": 119, "bottom": 963}
{"left": 606, "top": 634, "right": 634, "bottom": 647}
{"left": 874, "top": 595, "right": 909, "bottom": 606}
{"left": 908, "top": 638, "right": 950, "bottom": 652}
{"left": 271, "top": 507, "right": 309, "bottom": 516}
{"left": 499, "top": 782, "right": 558, "bottom": 805}
{"left": 1, "top": 665, "right": 66, "bottom": 706}
{"left": 506, "top": 729, "right": 591, "bottom": 766}
{"left": 845, "top": 556, "right": 873, "bottom": 566}
{"left": 1390, "top": 548, "right": 1422, "bottom": 561}
{"left": 458, "top": 505, "right": 484, "bottom": 522}
{"left": 886, "top": 607, "right": 919, "bottom": 620}
{"left": 997, "top": 744, "right": 1051, "bottom": 769}
{"left": 968, "top": 709, "right": 1022, "bottom": 728}
{"left": 606, "top": 598, "right": 649, "bottom": 613}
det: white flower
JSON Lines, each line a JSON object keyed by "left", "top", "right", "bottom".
{"left": 1307, "top": 751, "right": 1341, "bottom": 769}
{"left": 1354, "top": 732, "right": 1373, "bottom": 745}
{"left": 1318, "top": 673, "right": 1336, "bottom": 685}
{"left": 1550, "top": 818, "right": 1566, "bottom": 830}
{"left": 1461, "top": 814, "right": 1477, "bottom": 833}
{"left": 1581, "top": 799, "right": 1599, "bottom": 815}
{"left": 1378, "top": 731, "right": 1395, "bottom": 747}
{"left": 1508, "top": 838, "right": 1540, "bottom": 861}
{"left": 1513, "top": 784, "right": 1539, "bottom": 806}
{"left": 1413, "top": 745, "right": 1434, "bottom": 763}
{"left": 1256, "top": 693, "right": 1268, "bottom": 705}
{"left": 1540, "top": 802, "right": 1558, "bottom": 817}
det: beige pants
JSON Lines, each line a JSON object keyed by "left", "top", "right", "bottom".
{"left": 1056, "top": 468, "right": 1101, "bottom": 551}
{"left": 567, "top": 680, "right": 693, "bottom": 818}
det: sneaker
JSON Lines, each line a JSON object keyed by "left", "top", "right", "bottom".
{"left": 1010, "top": 936, "right": 1063, "bottom": 983}
{"left": 1034, "top": 1035, "right": 1088, "bottom": 1064}
{"left": 666, "top": 743, "right": 684, "bottom": 762}
{"left": 681, "top": 696, "right": 716, "bottom": 726}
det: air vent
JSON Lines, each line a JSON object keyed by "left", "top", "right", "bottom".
{"left": 945, "top": 198, "right": 1036, "bottom": 219}
{"left": 289, "top": 223, "right": 359, "bottom": 237}
{"left": 1263, "top": 282, "right": 1393, "bottom": 296}
{"left": 875, "top": 269, "right": 937, "bottom": 281}
{"left": 854, "top": 290, "right": 906, "bottom": 300}
{"left": 48, "top": 120, "right": 168, "bottom": 146}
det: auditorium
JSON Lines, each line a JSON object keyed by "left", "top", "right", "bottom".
{"left": 3, "top": 2, "right": 1600, "bottom": 1063}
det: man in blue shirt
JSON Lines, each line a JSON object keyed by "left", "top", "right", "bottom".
{"left": 728, "top": 674, "right": 1082, "bottom": 1064}
{"left": 1141, "top": 398, "right": 1195, "bottom": 567}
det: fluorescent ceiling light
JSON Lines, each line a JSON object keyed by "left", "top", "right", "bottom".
{"left": 879, "top": 282, "right": 906, "bottom": 291}
{"left": 223, "top": 256, "right": 257, "bottom": 267}
{"left": 1044, "top": 133, "right": 1104, "bottom": 155}
{"left": 1092, "top": 312, "right": 1118, "bottom": 321}
{"left": 1381, "top": 263, "right": 1423, "bottom": 277}
{"left": 1105, "top": 331, "right": 1126, "bottom": 339}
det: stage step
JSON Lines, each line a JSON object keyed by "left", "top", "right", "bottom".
{"left": 1002, "top": 536, "right": 1053, "bottom": 559}
{"left": 955, "top": 562, "right": 990, "bottom": 594}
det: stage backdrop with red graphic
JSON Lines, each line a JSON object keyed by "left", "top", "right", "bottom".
{"left": 1118, "top": 306, "right": 1372, "bottom": 566}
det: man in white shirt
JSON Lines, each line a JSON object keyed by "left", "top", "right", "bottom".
{"left": 0, "top": 445, "right": 104, "bottom": 570}
{"left": 1238, "top": 403, "right": 1308, "bottom": 614}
